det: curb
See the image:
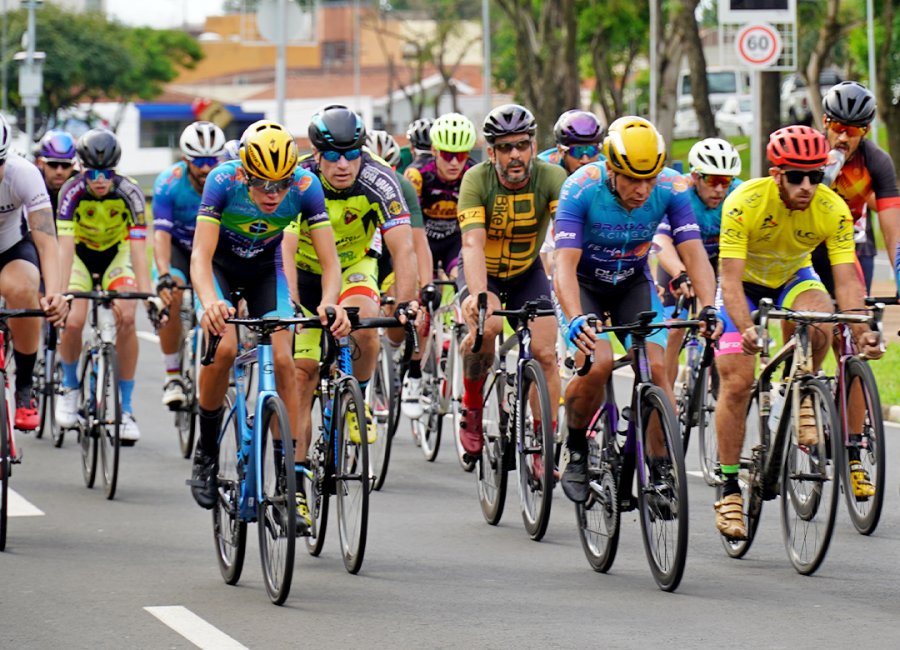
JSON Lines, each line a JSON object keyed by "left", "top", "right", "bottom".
{"left": 884, "top": 405, "right": 900, "bottom": 425}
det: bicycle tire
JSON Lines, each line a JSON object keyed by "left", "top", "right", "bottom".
{"left": 449, "top": 326, "right": 475, "bottom": 472}
{"left": 97, "top": 346, "right": 121, "bottom": 500}
{"left": 780, "top": 378, "right": 840, "bottom": 575}
{"left": 177, "top": 327, "right": 200, "bottom": 459}
{"left": 418, "top": 329, "right": 443, "bottom": 462}
{"left": 335, "top": 377, "right": 369, "bottom": 574}
{"left": 79, "top": 350, "right": 97, "bottom": 489}
{"left": 34, "top": 330, "right": 55, "bottom": 440}
{"left": 0, "top": 390, "right": 9, "bottom": 551}
{"left": 304, "top": 390, "right": 330, "bottom": 557}
{"left": 258, "top": 396, "right": 296, "bottom": 605}
{"left": 576, "top": 405, "right": 620, "bottom": 572}
{"left": 516, "top": 359, "right": 554, "bottom": 541}
{"left": 477, "top": 368, "right": 508, "bottom": 525}
{"left": 368, "top": 341, "right": 394, "bottom": 490}
{"left": 695, "top": 364, "right": 720, "bottom": 486}
{"left": 213, "top": 389, "right": 246, "bottom": 586}
{"left": 839, "top": 357, "right": 884, "bottom": 535}
{"left": 49, "top": 360, "right": 65, "bottom": 448}
{"left": 636, "top": 385, "right": 688, "bottom": 592}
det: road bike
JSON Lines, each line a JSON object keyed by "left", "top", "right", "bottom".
{"left": 33, "top": 321, "right": 62, "bottom": 445}
{"left": 168, "top": 284, "right": 201, "bottom": 459}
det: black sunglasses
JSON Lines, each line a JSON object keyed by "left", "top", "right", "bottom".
{"left": 782, "top": 169, "right": 825, "bottom": 185}
{"left": 46, "top": 161, "right": 74, "bottom": 170}
{"left": 247, "top": 175, "right": 292, "bottom": 193}
{"left": 493, "top": 139, "right": 532, "bottom": 154}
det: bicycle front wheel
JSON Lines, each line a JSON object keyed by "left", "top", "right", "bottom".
{"left": 213, "top": 390, "right": 246, "bottom": 585}
{"left": 780, "top": 378, "right": 840, "bottom": 575}
{"left": 576, "top": 405, "right": 620, "bottom": 572}
{"left": 78, "top": 350, "right": 97, "bottom": 489}
{"left": 477, "top": 369, "right": 508, "bottom": 525}
{"left": 368, "top": 341, "right": 394, "bottom": 490}
{"left": 637, "top": 385, "right": 688, "bottom": 592}
{"left": 304, "top": 390, "right": 330, "bottom": 557}
{"left": 516, "top": 359, "right": 554, "bottom": 541}
{"left": 258, "top": 396, "right": 296, "bottom": 605}
{"left": 335, "top": 378, "right": 369, "bottom": 574}
{"left": 35, "top": 333, "right": 57, "bottom": 440}
{"left": 417, "top": 329, "right": 444, "bottom": 462}
{"left": 696, "top": 364, "right": 720, "bottom": 486}
{"left": 97, "top": 347, "right": 120, "bottom": 500}
{"left": 839, "top": 357, "right": 884, "bottom": 535}
{"left": 450, "top": 326, "right": 475, "bottom": 472}
{"left": 176, "top": 327, "right": 200, "bottom": 459}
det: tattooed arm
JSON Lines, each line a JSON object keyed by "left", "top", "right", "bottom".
{"left": 27, "top": 207, "right": 68, "bottom": 324}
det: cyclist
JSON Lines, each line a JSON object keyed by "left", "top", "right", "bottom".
{"left": 813, "top": 81, "right": 899, "bottom": 294}
{"left": 55, "top": 128, "right": 153, "bottom": 444}
{"left": 222, "top": 139, "right": 241, "bottom": 161}
{"left": 0, "top": 115, "right": 69, "bottom": 430}
{"left": 554, "top": 116, "right": 718, "bottom": 503}
{"left": 654, "top": 137, "right": 742, "bottom": 387}
{"left": 456, "top": 103, "right": 566, "bottom": 462}
{"left": 284, "top": 106, "right": 417, "bottom": 516}
{"left": 407, "top": 117, "right": 434, "bottom": 165}
{"left": 152, "top": 121, "right": 226, "bottom": 409}
{"left": 189, "top": 119, "right": 338, "bottom": 515}
{"left": 34, "top": 129, "right": 78, "bottom": 215}
{"left": 713, "top": 125, "right": 882, "bottom": 540}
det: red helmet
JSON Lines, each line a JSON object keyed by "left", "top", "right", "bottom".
{"left": 766, "top": 125, "right": 829, "bottom": 169}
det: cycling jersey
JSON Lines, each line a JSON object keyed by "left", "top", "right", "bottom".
{"left": 537, "top": 147, "right": 606, "bottom": 169}
{"left": 57, "top": 173, "right": 146, "bottom": 251}
{"left": 457, "top": 159, "right": 566, "bottom": 281}
{"left": 0, "top": 155, "right": 51, "bottom": 253}
{"left": 555, "top": 165, "right": 699, "bottom": 285}
{"left": 404, "top": 157, "right": 475, "bottom": 241}
{"left": 197, "top": 159, "right": 328, "bottom": 260}
{"left": 719, "top": 176, "right": 856, "bottom": 288}
{"left": 152, "top": 161, "right": 203, "bottom": 250}
{"left": 288, "top": 152, "right": 411, "bottom": 274}
{"left": 656, "top": 177, "right": 742, "bottom": 256}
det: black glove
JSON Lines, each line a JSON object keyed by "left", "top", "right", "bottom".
{"left": 156, "top": 273, "right": 176, "bottom": 294}
{"left": 394, "top": 301, "right": 417, "bottom": 321}
{"left": 698, "top": 304, "right": 719, "bottom": 334}
{"left": 668, "top": 271, "right": 690, "bottom": 294}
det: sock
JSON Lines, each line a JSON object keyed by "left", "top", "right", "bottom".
{"left": 848, "top": 434, "right": 861, "bottom": 463}
{"left": 198, "top": 406, "right": 224, "bottom": 454}
{"left": 720, "top": 463, "right": 740, "bottom": 497}
{"left": 408, "top": 359, "right": 421, "bottom": 378}
{"left": 163, "top": 353, "right": 180, "bottom": 376}
{"left": 358, "top": 379, "right": 369, "bottom": 393}
{"left": 119, "top": 379, "right": 135, "bottom": 414}
{"left": 62, "top": 360, "right": 79, "bottom": 389}
{"left": 566, "top": 426, "right": 588, "bottom": 454}
{"left": 14, "top": 351, "right": 37, "bottom": 394}
{"left": 463, "top": 376, "right": 485, "bottom": 409}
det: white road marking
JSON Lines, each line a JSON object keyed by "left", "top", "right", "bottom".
{"left": 8, "top": 489, "right": 44, "bottom": 516}
{"left": 686, "top": 470, "right": 704, "bottom": 479}
{"left": 144, "top": 606, "right": 247, "bottom": 650}
{"left": 137, "top": 331, "right": 160, "bottom": 344}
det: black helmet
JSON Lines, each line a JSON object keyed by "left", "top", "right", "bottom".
{"left": 822, "top": 81, "right": 876, "bottom": 127}
{"left": 483, "top": 104, "right": 536, "bottom": 144}
{"left": 406, "top": 118, "right": 433, "bottom": 151}
{"left": 77, "top": 128, "right": 121, "bottom": 169}
{"left": 308, "top": 105, "right": 366, "bottom": 152}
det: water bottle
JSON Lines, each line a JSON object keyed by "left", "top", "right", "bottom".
{"left": 767, "top": 384, "right": 786, "bottom": 432}
{"left": 323, "top": 398, "right": 333, "bottom": 432}
{"left": 684, "top": 337, "right": 700, "bottom": 372}
{"left": 822, "top": 148, "right": 846, "bottom": 187}
{"left": 98, "top": 305, "right": 116, "bottom": 344}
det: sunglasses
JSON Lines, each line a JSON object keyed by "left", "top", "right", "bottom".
{"left": 781, "top": 169, "right": 825, "bottom": 185}
{"left": 698, "top": 173, "right": 734, "bottom": 188}
{"left": 437, "top": 150, "right": 469, "bottom": 163}
{"left": 320, "top": 148, "right": 362, "bottom": 163}
{"left": 85, "top": 168, "right": 115, "bottom": 182}
{"left": 826, "top": 120, "right": 867, "bottom": 138}
{"left": 493, "top": 139, "right": 532, "bottom": 154}
{"left": 46, "top": 160, "right": 74, "bottom": 170}
{"left": 562, "top": 144, "right": 600, "bottom": 159}
{"left": 188, "top": 156, "right": 220, "bottom": 168}
{"left": 247, "top": 175, "right": 293, "bottom": 193}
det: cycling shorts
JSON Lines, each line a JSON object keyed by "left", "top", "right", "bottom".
{"left": 70, "top": 240, "right": 136, "bottom": 292}
{"left": 0, "top": 234, "right": 40, "bottom": 276}
{"left": 456, "top": 258, "right": 553, "bottom": 329}
{"left": 430, "top": 234, "right": 461, "bottom": 275}
{"left": 716, "top": 265, "right": 826, "bottom": 357}
{"left": 209, "top": 247, "right": 292, "bottom": 319}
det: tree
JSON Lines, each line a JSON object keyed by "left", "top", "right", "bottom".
{"left": 674, "top": 0, "right": 716, "bottom": 138}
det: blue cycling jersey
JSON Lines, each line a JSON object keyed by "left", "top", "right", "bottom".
{"left": 555, "top": 163, "right": 700, "bottom": 284}
{"left": 197, "top": 160, "right": 329, "bottom": 259}
{"left": 152, "top": 161, "right": 202, "bottom": 250}
{"left": 655, "top": 177, "right": 742, "bottom": 257}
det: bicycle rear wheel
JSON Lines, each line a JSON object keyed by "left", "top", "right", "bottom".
{"left": 477, "top": 369, "right": 508, "bottom": 525}
{"left": 516, "top": 359, "right": 554, "bottom": 541}
{"left": 449, "top": 326, "right": 475, "bottom": 472}
{"left": 780, "top": 378, "right": 839, "bottom": 575}
{"left": 213, "top": 390, "right": 246, "bottom": 585}
{"left": 304, "top": 391, "right": 330, "bottom": 557}
{"left": 176, "top": 326, "right": 199, "bottom": 459}
{"left": 335, "top": 378, "right": 369, "bottom": 574}
{"left": 368, "top": 341, "right": 394, "bottom": 490}
{"left": 696, "top": 364, "right": 720, "bottom": 486}
{"left": 97, "top": 347, "right": 120, "bottom": 500}
{"left": 258, "top": 396, "right": 296, "bottom": 605}
{"left": 576, "top": 405, "right": 620, "bottom": 572}
{"left": 78, "top": 350, "right": 97, "bottom": 489}
{"left": 1, "top": 395, "right": 9, "bottom": 551}
{"left": 417, "top": 330, "right": 443, "bottom": 462}
{"left": 34, "top": 328, "right": 57, "bottom": 440}
{"left": 839, "top": 357, "right": 884, "bottom": 535}
{"left": 637, "top": 385, "right": 688, "bottom": 592}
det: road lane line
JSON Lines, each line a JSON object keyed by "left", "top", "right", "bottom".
{"left": 137, "top": 331, "right": 160, "bottom": 344}
{"left": 144, "top": 606, "right": 247, "bottom": 649}
{"left": 686, "top": 470, "right": 704, "bottom": 479}
{"left": 8, "top": 489, "right": 44, "bottom": 516}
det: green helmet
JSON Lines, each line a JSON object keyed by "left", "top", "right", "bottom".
{"left": 430, "top": 113, "right": 476, "bottom": 153}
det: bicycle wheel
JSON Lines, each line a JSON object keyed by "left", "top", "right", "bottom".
{"left": 1, "top": 394, "right": 9, "bottom": 551}
{"left": 79, "top": 350, "right": 97, "bottom": 489}
{"left": 839, "top": 357, "right": 884, "bottom": 535}
{"left": 636, "top": 385, "right": 688, "bottom": 592}
{"left": 34, "top": 331, "right": 52, "bottom": 439}
{"left": 476, "top": 369, "right": 508, "bottom": 525}
{"left": 780, "top": 378, "right": 840, "bottom": 575}
{"left": 696, "top": 364, "right": 720, "bottom": 486}
{"left": 258, "top": 396, "right": 296, "bottom": 605}
{"left": 213, "top": 390, "right": 246, "bottom": 585}
{"left": 368, "top": 341, "right": 394, "bottom": 490}
{"left": 576, "top": 405, "right": 620, "bottom": 572}
{"left": 304, "top": 391, "right": 330, "bottom": 557}
{"left": 176, "top": 327, "right": 199, "bottom": 459}
{"left": 417, "top": 331, "right": 443, "bottom": 462}
{"left": 335, "top": 378, "right": 369, "bottom": 574}
{"left": 97, "top": 347, "right": 120, "bottom": 500}
{"left": 516, "top": 359, "right": 554, "bottom": 541}
{"left": 449, "top": 327, "right": 475, "bottom": 472}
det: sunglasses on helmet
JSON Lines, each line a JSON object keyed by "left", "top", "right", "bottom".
{"left": 493, "top": 139, "right": 532, "bottom": 154}
{"left": 247, "top": 175, "right": 293, "bottom": 193}
{"left": 698, "top": 173, "right": 734, "bottom": 189}
{"left": 85, "top": 168, "right": 115, "bottom": 182}
{"left": 561, "top": 144, "right": 600, "bottom": 159}
{"left": 320, "top": 148, "right": 362, "bottom": 163}
{"left": 825, "top": 120, "right": 867, "bottom": 138}
{"left": 781, "top": 169, "right": 825, "bottom": 185}
{"left": 437, "top": 150, "right": 469, "bottom": 163}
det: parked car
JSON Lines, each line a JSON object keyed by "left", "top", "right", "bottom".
{"left": 780, "top": 69, "right": 844, "bottom": 124}
{"left": 715, "top": 95, "right": 753, "bottom": 137}
{"left": 673, "top": 106, "right": 700, "bottom": 140}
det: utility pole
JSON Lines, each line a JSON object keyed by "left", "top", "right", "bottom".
{"left": 18, "top": 0, "right": 45, "bottom": 147}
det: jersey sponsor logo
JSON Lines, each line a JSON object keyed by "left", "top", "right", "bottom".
{"left": 584, "top": 166, "right": 601, "bottom": 180}
{"left": 299, "top": 176, "right": 312, "bottom": 192}
{"left": 424, "top": 199, "right": 459, "bottom": 220}
{"left": 388, "top": 200, "right": 403, "bottom": 216}
{"left": 761, "top": 214, "right": 778, "bottom": 228}
{"left": 343, "top": 210, "right": 358, "bottom": 225}
{"left": 0, "top": 202, "right": 14, "bottom": 214}
{"left": 723, "top": 227, "right": 745, "bottom": 240}
{"left": 347, "top": 273, "right": 366, "bottom": 283}
{"left": 794, "top": 229, "right": 818, "bottom": 240}
{"left": 592, "top": 266, "right": 636, "bottom": 283}
{"left": 672, "top": 176, "right": 689, "bottom": 192}
{"left": 173, "top": 167, "right": 184, "bottom": 179}
{"left": 248, "top": 221, "right": 271, "bottom": 235}
{"left": 108, "top": 266, "right": 123, "bottom": 278}
{"left": 556, "top": 231, "right": 576, "bottom": 240}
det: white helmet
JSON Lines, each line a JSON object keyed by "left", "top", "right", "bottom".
{"left": 366, "top": 130, "right": 401, "bottom": 167}
{"left": 688, "top": 138, "right": 741, "bottom": 176}
{"left": 179, "top": 121, "right": 227, "bottom": 159}
{"left": 0, "top": 114, "right": 11, "bottom": 160}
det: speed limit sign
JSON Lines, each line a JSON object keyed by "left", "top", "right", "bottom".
{"left": 735, "top": 23, "right": 783, "bottom": 68}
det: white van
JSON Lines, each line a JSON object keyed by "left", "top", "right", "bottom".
{"left": 676, "top": 67, "right": 751, "bottom": 112}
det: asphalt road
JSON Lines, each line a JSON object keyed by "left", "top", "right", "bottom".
{"left": 3, "top": 323, "right": 900, "bottom": 649}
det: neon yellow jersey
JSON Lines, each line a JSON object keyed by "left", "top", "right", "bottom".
{"left": 56, "top": 174, "right": 147, "bottom": 251}
{"left": 719, "top": 176, "right": 856, "bottom": 288}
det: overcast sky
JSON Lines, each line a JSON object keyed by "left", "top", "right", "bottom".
{"left": 106, "top": 0, "right": 225, "bottom": 29}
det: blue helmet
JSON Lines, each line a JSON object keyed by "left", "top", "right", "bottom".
{"left": 38, "top": 130, "right": 77, "bottom": 161}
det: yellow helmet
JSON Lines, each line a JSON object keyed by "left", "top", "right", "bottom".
{"left": 239, "top": 120, "right": 298, "bottom": 180}
{"left": 603, "top": 116, "right": 666, "bottom": 179}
